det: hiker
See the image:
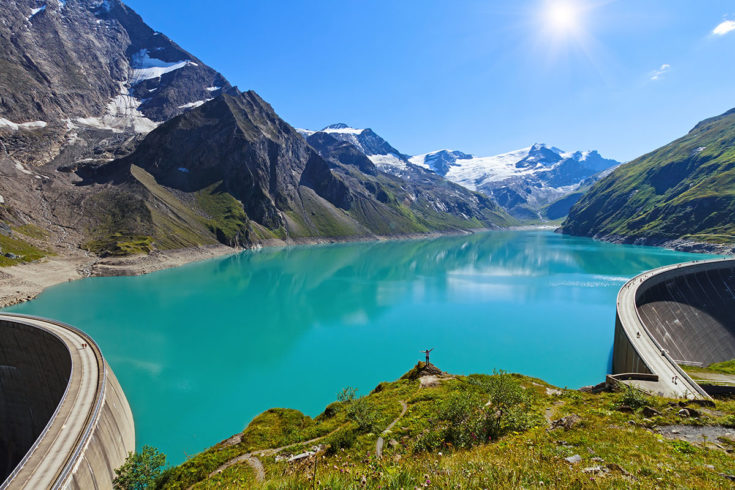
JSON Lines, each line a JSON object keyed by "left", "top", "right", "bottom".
{"left": 421, "top": 348, "right": 433, "bottom": 365}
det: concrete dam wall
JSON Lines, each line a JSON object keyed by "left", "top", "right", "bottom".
{"left": 0, "top": 319, "right": 72, "bottom": 482}
{"left": 0, "top": 314, "right": 135, "bottom": 489}
{"left": 613, "top": 258, "right": 735, "bottom": 399}
{"left": 636, "top": 260, "right": 735, "bottom": 367}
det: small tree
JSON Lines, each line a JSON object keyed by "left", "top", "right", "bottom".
{"left": 113, "top": 445, "right": 166, "bottom": 490}
{"left": 337, "top": 386, "right": 358, "bottom": 402}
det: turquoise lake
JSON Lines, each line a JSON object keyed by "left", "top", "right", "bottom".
{"left": 4, "top": 230, "right": 718, "bottom": 464}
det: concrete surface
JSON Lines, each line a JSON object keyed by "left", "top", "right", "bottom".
{"left": 611, "top": 259, "right": 735, "bottom": 399}
{"left": 0, "top": 314, "right": 134, "bottom": 490}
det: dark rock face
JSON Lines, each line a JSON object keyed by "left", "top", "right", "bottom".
{"left": 0, "top": 0, "right": 229, "bottom": 125}
{"left": 0, "top": 0, "right": 512, "bottom": 257}
{"left": 308, "top": 133, "right": 509, "bottom": 230}
{"left": 108, "top": 92, "right": 342, "bottom": 229}
{"left": 307, "top": 132, "right": 378, "bottom": 175}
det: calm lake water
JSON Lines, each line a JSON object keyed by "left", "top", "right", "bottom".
{"left": 4, "top": 230, "right": 718, "bottom": 463}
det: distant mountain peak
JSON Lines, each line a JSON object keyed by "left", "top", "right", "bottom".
{"left": 410, "top": 143, "right": 620, "bottom": 219}
{"left": 320, "top": 124, "right": 365, "bottom": 135}
{"left": 303, "top": 124, "right": 408, "bottom": 172}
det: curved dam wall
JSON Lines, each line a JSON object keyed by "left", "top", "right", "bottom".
{"left": 613, "top": 258, "right": 735, "bottom": 399}
{"left": 0, "top": 314, "right": 135, "bottom": 489}
{"left": 0, "top": 320, "right": 71, "bottom": 481}
{"left": 635, "top": 260, "right": 735, "bottom": 367}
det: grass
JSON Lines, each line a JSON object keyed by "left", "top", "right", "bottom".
{"left": 561, "top": 107, "right": 735, "bottom": 245}
{"left": 12, "top": 223, "right": 49, "bottom": 240}
{"left": 194, "top": 183, "right": 249, "bottom": 245}
{"left": 708, "top": 359, "right": 735, "bottom": 375}
{"left": 84, "top": 234, "right": 154, "bottom": 257}
{"left": 0, "top": 231, "right": 48, "bottom": 266}
{"left": 682, "top": 359, "right": 735, "bottom": 386}
{"left": 155, "top": 366, "right": 735, "bottom": 489}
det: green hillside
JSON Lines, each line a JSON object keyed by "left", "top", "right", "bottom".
{"left": 561, "top": 108, "right": 735, "bottom": 246}
{"left": 142, "top": 365, "right": 735, "bottom": 489}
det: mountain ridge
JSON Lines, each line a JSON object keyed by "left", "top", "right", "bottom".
{"left": 560, "top": 106, "right": 735, "bottom": 253}
{"left": 302, "top": 123, "right": 620, "bottom": 220}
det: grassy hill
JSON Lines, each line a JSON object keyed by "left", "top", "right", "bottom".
{"left": 560, "top": 108, "right": 735, "bottom": 248}
{"left": 149, "top": 364, "right": 735, "bottom": 489}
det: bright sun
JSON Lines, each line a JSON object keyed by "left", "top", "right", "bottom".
{"left": 546, "top": 1, "right": 580, "bottom": 35}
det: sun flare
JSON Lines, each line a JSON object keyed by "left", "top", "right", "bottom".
{"left": 545, "top": 1, "right": 581, "bottom": 35}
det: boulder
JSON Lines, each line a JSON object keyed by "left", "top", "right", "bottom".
{"left": 565, "top": 454, "right": 582, "bottom": 464}
{"left": 551, "top": 414, "right": 582, "bottom": 431}
{"left": 642, "top": 406, "right": 661, "bottom": 418}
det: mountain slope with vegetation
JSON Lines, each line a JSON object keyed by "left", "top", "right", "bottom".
{"left": 561, "top": 108, "right": 735, "bottom": 251}
{"left": 146, "top": 364, "right": 735, "bottom": 489}
{"left": 0, "top": 0, "right": 512, "bottom": 265}
{"left": 75, "top": 92, "right": 512, "bottom": 255}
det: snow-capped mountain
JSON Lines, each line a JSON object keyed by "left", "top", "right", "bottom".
{"left": 410, "top": 144, "right": 621, "bottom": 219}
{"left": 0, "top": 0, "right": 231, "bottom": 142}
{"left": 300, "top": 125, "right": 620, "bottom": 220}
{"left": 298, "top": 124, "right": 411, "bottom": 174}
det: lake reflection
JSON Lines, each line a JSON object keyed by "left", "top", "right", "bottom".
{"left": 5, "top": 230, "right": 717, "bottom": 462}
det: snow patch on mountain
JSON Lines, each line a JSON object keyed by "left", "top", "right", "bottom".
{"left": 28, "top": 6, "right": 46, "bottom": 20}
{"left": 321, "top": 126, "right": 364, "bottom": 135}
{"left": 412, "top": 144, "right": 619, "bottom": 191}
{"left": 0, "top": 118, "right": 48, "bottom": 131}
{"left": 296, "top": 128, "right": 315, "bottom": 137}
{"left": 411, "top": 147, "right": 542, "bottom": 189}
{"left": 411, "top": 143, "right": 620, "bottom": 218}
{"left": 130, "top": 50, "right": 196, "bottom": 85}
{"left": 368, "top": 154, "right": 407, "bottom": 171}
{"left": 303, "top": 123, "right": 410, "bottom": 172}
{"left": 76, "top": 83, "right": 157, "bottom": 133}
{"left": 178, "top": 99, "right": 212, "bottom": 109}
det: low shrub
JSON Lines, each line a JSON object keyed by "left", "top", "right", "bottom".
{"left": 617, "top": 385, "right": 650, "bottom": 410}
{"left": 325, "top": 429, "right": 356, "bottom": 455}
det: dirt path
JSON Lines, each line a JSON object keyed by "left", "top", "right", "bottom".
{"left": 376, "top": 400, "right": 408, "bottom": 458}
{"left": 207, "top": 453, "right": 265, "bottom": 483}
{"left": 204, "top": 426, "right": 344, "bottom": 486}
{"left": 688, "top": 371, "right": 735, "bottom": 386}
{"left": 544, "top": 400, "right": 565, "bottom": 425}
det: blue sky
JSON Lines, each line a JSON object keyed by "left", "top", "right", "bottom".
{"left": 125, "top": 0, "right": 735, "bottom": 162}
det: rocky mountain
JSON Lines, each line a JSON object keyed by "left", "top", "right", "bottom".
{"left": 0, "top": 0, "right": 230, "bottom": 166}
{"left": 410, "top": 144, "right": 620, "bottom": 220}
{"left": 298, "top": 124, "right": 411, "bottom": 174}
{"left": 301, "top": 124, "right": 620, "bottom": 220}
{"left": 0, "top": 0, "right": 513, "bottom": 261}
{"left": 74, "top": 92, "right": 510, "bottom": 254}
{"left": 305, "top": 132, "right": 511, "bottom": 233}
{"left": 560, "top": 107, "right": 735, "bottom": 251}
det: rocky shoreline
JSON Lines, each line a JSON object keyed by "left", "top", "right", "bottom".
{"left": 4, "top": 227, "right": 732, "bottom": 310}
{"left": 0, "top": 245, "right": 237, "bottom": 309}
{"left": 600, "top": 234, "right": 735, "bottom": 256}
{"left": 554, "top": 228, "right": 735, "bottom": 256}
{"left": 0, "top": 228, "right": 488, "bottom": 309}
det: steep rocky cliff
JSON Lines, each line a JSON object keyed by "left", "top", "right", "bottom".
{"left": 0, "top": 0, "right": 511, "bottom": 262}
